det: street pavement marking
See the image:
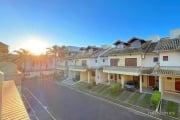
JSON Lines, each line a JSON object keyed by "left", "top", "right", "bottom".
{"left": 24, "top": 88, "right": 57, "bottom": 120}
{"left": 23, "top": 95, "right": 40, "bottom": 120}
{"left": 56, "top": 82, "right": 162, "bottom": 120}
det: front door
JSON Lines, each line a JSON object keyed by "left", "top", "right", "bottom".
{"left": 175, "top": 78, "right": 180, "bottom": 92}
{"left": 149, "top": 76, "right": 155, "bottom": 87}
{"left": 114, "top": 74, "right": 117, "bottom": 83}
{"left": 133, "top": 76, "right": 139, "bottom": 88}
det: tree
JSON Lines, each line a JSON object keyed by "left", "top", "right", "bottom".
{"left": 13, "top": 48, "right": 30, "bottom": 73}
{"left": 46, "top": 45, "right": 68, "bottom": 73}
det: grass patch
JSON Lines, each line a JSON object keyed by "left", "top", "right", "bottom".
{"left": 166, "top": 101, "right": 178, "bottom": 118}
{"left": 109, "top": 92, "right": 120, "bottom": 98}
{"left": 100, "top": 88, "right": 110, "bottom": 96}
{"left": 74, "top": 82, "right": 89, "bottom": 91}
{"left": 91, "top": 84, "right": 105, "bottom": 92}
{"left": 139, "top": 94, "right": 151, "bottom": 108}
{"left": 118, "top": 91, "right": 132, "bottom": 101}
{"left": 108, "top": 83, "right": 121, "bottom": 98}
{"left": 95, "top": 86, "right": 109, "bottom": 93}
{"left": 128, "top": 92, "right": 141, "bottom": 105}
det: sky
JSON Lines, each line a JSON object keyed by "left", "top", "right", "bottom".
{"left": 0, "top": 0, "right": 180, "bottom": 53}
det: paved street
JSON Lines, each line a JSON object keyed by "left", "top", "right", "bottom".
{"left": 22, "top": 79, "right": 157, "bottom": 120}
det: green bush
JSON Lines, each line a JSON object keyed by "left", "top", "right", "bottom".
{"left": 150, "top": 91, "right": 161, "bottom": 108}
{"left": 109, "top": 83, "right": 121, "bottom": 94}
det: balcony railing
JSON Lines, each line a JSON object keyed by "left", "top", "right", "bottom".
{"left": 56, "top": 65, "right": 68, "bottom": 70}
{"left": 103, "top": 66, "right": 141, "bottom": 72}
{"left": 153, "top": 66, "right": 180, "bottom": 76}
{"left": 160, "top": 66, "right": 180, "bottom": 71}
{"left": 103, "top": 66, "right": 154, "bottom": 75}
{"left": 68, "top": 65, "right": 87, "bottom": 70}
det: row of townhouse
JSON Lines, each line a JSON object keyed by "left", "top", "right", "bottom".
{"left": 57, "top": 31, "right": 180, "bottom": 101}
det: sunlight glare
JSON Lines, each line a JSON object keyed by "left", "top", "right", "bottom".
{"left": 20, "top": 36, "right": 49, "bottom": 55}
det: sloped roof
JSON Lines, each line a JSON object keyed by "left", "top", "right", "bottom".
{"left": 146, "top": 42, "right": 158, "bottom": 53}
{"left": 74, "top": 52, "right": 92, "bottom": 59}
{"left": 90, "top": 47, "right": 113, "bottom": 58}
{"left": 2, "top": 80, "right": 30, "bottom": 120}
{"left": 65, "top": 53, "right": 77, "bottom": 60}
{"left": 90, "top": 48, "right": 104, "bottom": 58}
{"left": 101, "top": 48, "right": 116, "bottom": 57}
{"left": 113, "top": 40, "right": 129, "bottom": 46}
{"left": 154, "top": 38, "right": 180, "bottom": 51}
{"left": 0, "top": 41, "right": 8, "bottom": 47}
{"left": 127, "top": 37, "right": 146, "bottom": 43}
{"left": 107, "top": 41, "right": 156, "bottom": 56}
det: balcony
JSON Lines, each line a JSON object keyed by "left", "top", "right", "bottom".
{"left": 56, "top": 65, "right": 68, "bottom": 70}
{"left": 103, "top": 66, "right": 142, "bottom": 76}
{"left": 68, "top": 65, "right": 87, "bottom": 72}
{"left": 153, "top": 66, "right": 180, "bottom": 76}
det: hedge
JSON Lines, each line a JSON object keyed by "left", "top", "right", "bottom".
{"left": 109, "top": 83, "right": 121, "bottom": 94}
{"left": 150, "top": 90, "right": 161, "bottom": 109}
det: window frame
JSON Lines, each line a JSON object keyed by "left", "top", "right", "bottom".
{"left": 153, "top": 57, "right": 158, "bottom": 62}
{"left": 163, "top": 56, "right": 168, "bottom": 61}
{"left": 102, "top": 59, "right": 105, "bottom": 62}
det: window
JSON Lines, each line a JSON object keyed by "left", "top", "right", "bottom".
{"left": 103, "top": 59, "right": 105, "bottom": 62}
{"left": 117, "top": 44, "right": 124, "bottom": 49}
{"left": 119, "top": 74, "right": 121, "bottom": 79}
{"left": 110, "top": 74, "right": 113, "bottom": 79}
{"left": 125, "top": 58, "right": 137, "bottom": 66}
{"left": 110, "top": 59, "right": 119, "bottom": 66}
{"left": 163, "top": 56, "right": 168, "bottom": 61}
{"left": 131, "top": 40, "right": 141, "bottom": 47}
{"left": 153, "top": 57, "right": 158, "bottom": 62}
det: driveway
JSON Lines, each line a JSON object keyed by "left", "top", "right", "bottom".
{"left": 22, "top": 79, "right": 158, "bottom": 120}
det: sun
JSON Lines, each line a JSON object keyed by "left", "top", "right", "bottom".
{"left": 20, "top": 36, "right": 49, "bottom": 55}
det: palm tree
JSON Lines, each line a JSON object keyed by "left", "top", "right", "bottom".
{"left": 13, "top": 48, "right": 30, "bottom": 75}
{"left": 46, "top": 45, "right": 68, "bottom": 74}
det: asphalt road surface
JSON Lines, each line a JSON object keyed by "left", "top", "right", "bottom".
{"left": 22, "top": 79, "right": 158, "bottom": 120}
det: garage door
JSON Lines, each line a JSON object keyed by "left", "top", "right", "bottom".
{"left": 125, "top": 58, "right": 137, "bottom": 66}
{"left": 175, "top": 78, "right": 180, "bottom": 91}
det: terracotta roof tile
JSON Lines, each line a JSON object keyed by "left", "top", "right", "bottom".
{"left": 107, "top": 41, "right": 156, "bottom": 55}
{"left": 2, "top": 81, "right": 30, "bottom": 120}
{"left": 154, "top": 38, "right": 180, "bottom": 51}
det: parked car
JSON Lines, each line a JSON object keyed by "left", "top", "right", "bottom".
{"left": 124, "top": 81, "right": 136, "bottom": 91}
